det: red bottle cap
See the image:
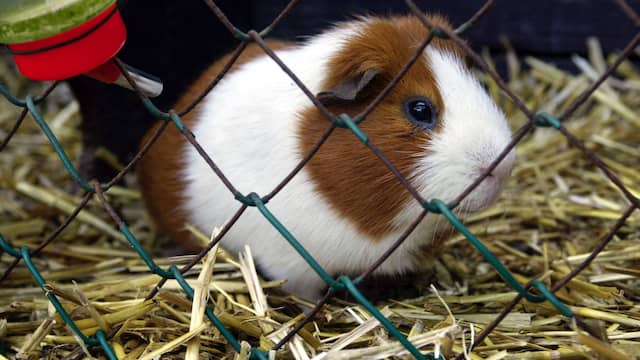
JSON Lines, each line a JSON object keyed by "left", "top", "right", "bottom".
{"left": 7, "top": 2, "right": 126, "bottom": 81}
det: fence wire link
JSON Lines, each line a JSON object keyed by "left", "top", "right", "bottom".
{"left": 1, "top": 0, "right": 639, "bottom": 358}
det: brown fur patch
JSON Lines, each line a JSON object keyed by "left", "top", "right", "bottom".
{"left": 298, "top": 15, "right": 466, "bottom": 240}
{"left": 137, "top": 41, "right": 291, "bottom": 251}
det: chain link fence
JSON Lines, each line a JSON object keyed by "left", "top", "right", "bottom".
{"left": 1, "top": 0, "right": 639, "bottom": 358}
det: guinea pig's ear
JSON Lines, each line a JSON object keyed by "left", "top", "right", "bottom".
{"left": 316, "top": 68, "right": 382, "bottom": 105}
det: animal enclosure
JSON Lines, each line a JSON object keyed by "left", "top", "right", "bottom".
{"left": 1, "top": 1, "right": 640, "bottom": 359}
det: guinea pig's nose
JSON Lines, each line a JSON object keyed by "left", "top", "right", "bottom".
{"left": 480, "top": 151, "right": 515, "bottom": 182}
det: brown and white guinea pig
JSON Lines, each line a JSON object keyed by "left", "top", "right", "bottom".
{"left": 137, "top": 14, "right": 515, "bottom": 300}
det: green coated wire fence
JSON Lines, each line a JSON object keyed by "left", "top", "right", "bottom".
{"left": 1, "top": 0, "right": 640, "bottom": 358}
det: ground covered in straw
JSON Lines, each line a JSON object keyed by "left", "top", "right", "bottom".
{"left": 1, "top": 40, "right": 639, "bottom": 359}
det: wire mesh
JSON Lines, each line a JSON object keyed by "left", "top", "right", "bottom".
{"left": 1, "top": 0, "right": 639, "bottom": 358}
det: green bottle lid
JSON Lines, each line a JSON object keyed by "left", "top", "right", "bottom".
{"left": 0, "top": 0, "right": 115, "bottom": 44}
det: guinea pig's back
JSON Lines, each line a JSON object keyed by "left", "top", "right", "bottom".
{"left": 137, "top": 40, "right": 294, "bottom": 251}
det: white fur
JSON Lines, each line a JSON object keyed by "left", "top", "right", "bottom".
{"left": 181, "top": 21, "right": 514, "bottom": 300}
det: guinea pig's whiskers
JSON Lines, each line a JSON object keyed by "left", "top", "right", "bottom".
{"left": 453, "top": 198, "right": 471, "bottom": 217}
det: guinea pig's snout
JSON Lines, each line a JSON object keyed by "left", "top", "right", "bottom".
{"left": 479, "top": 151, "right": 514, "bottom": 184}
{"left": 462, "top": 147, "right": 515, "bottom": 212}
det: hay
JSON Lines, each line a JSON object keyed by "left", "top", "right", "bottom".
{"left": 1, "top": 38, "right": 639, "bottom": 359}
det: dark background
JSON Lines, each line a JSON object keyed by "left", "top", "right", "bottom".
{"left": 64, "top": 0, "right": 640, "bottom": 180}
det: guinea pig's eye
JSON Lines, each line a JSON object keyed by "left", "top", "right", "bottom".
{"left": 403, "top": 96, "right": 438, "bottom": 130}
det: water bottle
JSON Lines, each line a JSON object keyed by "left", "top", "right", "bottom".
{"left": 0, "top": 0, "right": 162, "bottom": 97}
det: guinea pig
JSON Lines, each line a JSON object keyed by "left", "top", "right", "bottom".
{"left": 137, "top": 14, "right": 515, "bottom": 300}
